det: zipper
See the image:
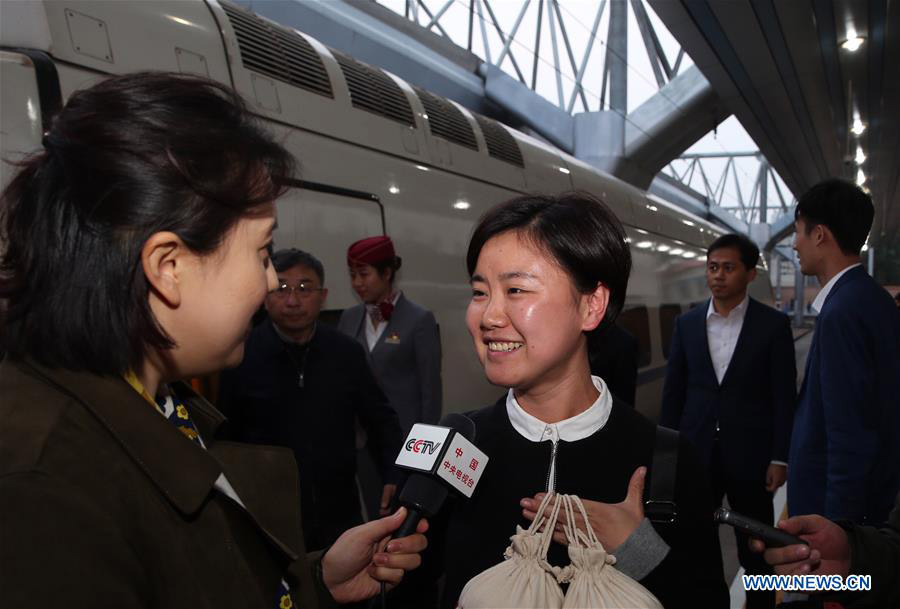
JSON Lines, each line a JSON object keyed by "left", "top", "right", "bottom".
{"left": 545, "top": 438, "right": 559, "bottom": 492}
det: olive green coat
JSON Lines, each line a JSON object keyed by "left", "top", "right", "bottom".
{"left": 0, "top": 359, "right": 333, "bottom": 609}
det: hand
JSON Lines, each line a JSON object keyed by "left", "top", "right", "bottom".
{"left": 321, "top": 507, "right": 428, "bottom": 603}
{"left": 766, "top": 464, "right": 787, "bottom": 492}
{"left": 521, "top": 466, "right": 646, "bottom": 551}
{"left": 380, "top": 484, "right": 398, "bottom": 517}
{"left": 749, "top": 514, "right": 850, "bottom": 579}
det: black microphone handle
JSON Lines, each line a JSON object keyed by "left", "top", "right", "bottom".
{"left": 391, "top": 505, "right": 425, "bottom": 539}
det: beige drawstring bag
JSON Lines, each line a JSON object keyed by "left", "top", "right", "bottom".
{"left": 456, "top": 493, "right": 663, "bottom": 609}
{"left": 456, "top": 492, "right": 566, "bottom": 609}
{"left": 559, "top": 494, "right": 663, "bottom": 609}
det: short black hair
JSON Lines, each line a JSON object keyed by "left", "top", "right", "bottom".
{"left": 707, "top": 233, "right": 760, "bottom": 270}
{"left": 795, "top": 178, "right": 873, "bottom": 255}
{"left": 466, "top": 191, "right": 631, "bottom": 333}
{"left": 0, "top": 72, "right": 295, "bottom": 376}
{"left": 271, "top": 248, "right": 325, "bottom": 284}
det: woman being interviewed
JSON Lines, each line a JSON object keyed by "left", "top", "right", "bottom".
{"left": 436, "top": 192, "right": 729, "bottom": 608}
{"left": 0, "top": 72, "right": 425, "bottom": 609}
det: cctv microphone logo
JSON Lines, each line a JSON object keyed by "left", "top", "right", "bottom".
{"left": 405, "top": 438, "right": 443, "bottom": 455}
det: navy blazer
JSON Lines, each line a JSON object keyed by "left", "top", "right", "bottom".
{"left": 788, "top": 266, "right": 900, "bottom": 524}
{"left": 661, "top": 297, "right": 796, "bottom": 483}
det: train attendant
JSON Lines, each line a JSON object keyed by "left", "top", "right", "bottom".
{"left": 435, "top": 192, "right": 730, "bottom": 608}
{"left": 339, "top": 236, "right": 442, "bottom": 435}
{"left": 0, "top": 72, "right": 426, "bottom": 609}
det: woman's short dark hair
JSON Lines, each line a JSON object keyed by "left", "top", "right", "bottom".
{"left": 795, "top": 178, "right": 873, "bottom": 255}
{"left": 466, "top": 191, "right": 631, "bottom": 333}
{"left": 707, "top": 233, "right": 760, "bottom": 270}
{"left": 271, "top": 248, "right": 325, "bottom": 284}
{"left": 374, "top": 256, "right": 402, "bottom": 284}
{"left": 0, "top": 71, "right": 295, "bottom": 376}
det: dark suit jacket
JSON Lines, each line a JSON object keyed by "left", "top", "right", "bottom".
{"left": 218, "top": 320, "right": 403, "bottom": 550}
{"left": 0, "top": 359, "right": 331, "bottom": 609}
{"left": 661, "top": 297, "right": 796, "bottom": 483}
{"left": 338, "top": 294, "right": 442, "bottom": 433}
{"left": 788, "top": 265, "right": 900, "bottom": 524}
{"left": 589, "top": 322, "right": 639, "bottom": 406}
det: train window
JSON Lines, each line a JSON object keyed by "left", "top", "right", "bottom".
{"left": 659, "top": 304, "right": 682, "bottom": 359}
{"left": 617, "top": 307, "right": 651, "bottom": 367}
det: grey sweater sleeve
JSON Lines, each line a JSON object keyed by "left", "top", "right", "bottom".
{"left": 610, "top": 518, "right": 671, "bottom": 581}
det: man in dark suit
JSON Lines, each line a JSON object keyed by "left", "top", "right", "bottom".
{"left": 661, "top": 233, "right": 796, "bottom": 609}
{"left": 789, "top": 179, "right": 900, "bottom": 525}
{"left": 218, "top": 249, "right": 404, "bottom": 551}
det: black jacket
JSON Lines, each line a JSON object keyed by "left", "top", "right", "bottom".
{"left": 218, "top": 320, "right": 403, "bottom": 550}
{"left": 431, "top": 397, "right": 729, "bottom": 609}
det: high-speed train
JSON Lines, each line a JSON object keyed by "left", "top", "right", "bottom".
{"left": 0, "top": 0, "right": 772, "bottom": 419}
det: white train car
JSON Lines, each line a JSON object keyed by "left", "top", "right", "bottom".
{"left": 0, "top": 0, "right": 772, "bottom": 420}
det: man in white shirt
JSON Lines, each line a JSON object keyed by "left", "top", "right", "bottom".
{"left": 662, "top": 233, "right": 796, "bottom": 609}
{"left": 788, "top": 178, "right": 900, "bottom": 525}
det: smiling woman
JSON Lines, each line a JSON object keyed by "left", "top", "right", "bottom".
{"left": 0, "top": 72, "right": 427, "bottom": 609}
{"left": 429, "top": 191, "right": 731, "bottom": 609}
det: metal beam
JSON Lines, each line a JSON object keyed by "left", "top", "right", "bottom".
{"left": 479, "top": 63, "right": 574, "bottom": 152}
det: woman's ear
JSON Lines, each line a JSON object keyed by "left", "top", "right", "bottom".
{"left": 142, "top": 231, "right": 187, "bottom": 308}
{"left": 581, "top": 282, "right": 610, "bottom": 332}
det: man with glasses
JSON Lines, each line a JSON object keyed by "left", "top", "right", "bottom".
{"left": 218, "top": 249, "right": 403, "bottom": 551}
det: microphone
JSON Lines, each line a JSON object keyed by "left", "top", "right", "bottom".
{"left": 390, "top": 413, "right": 487, "bottom": 539}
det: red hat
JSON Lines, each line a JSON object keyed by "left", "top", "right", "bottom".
{"left": 347, "top": 236, "right": 395, "bottom": 267}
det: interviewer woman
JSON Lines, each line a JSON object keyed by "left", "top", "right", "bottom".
{"left": 0, "top": 72, "right": 425, "bottom": 609}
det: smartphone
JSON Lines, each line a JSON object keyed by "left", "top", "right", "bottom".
{"left": 714, "top": 507, "right": 809, "bottom": 548}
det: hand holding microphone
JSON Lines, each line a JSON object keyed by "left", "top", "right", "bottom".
{"left": 321, "top": 507, "right": 429, "bottom": 603}
{"left": 390, "top": 413, "right": 489, "bottom": 539}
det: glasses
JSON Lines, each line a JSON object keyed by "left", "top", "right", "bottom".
{"left": 273, "top": 282, "right": 324, "bottom": 298}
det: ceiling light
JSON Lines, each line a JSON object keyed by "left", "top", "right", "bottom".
{"left": 682, "top": 219, "right": 695, "bottom": 227}
{"left": 841, "top": 28, "right": 865, "bottom": 52}
{"left": 856, "top": 168, "right": 866, "bottom": 186}
{"left": 681, "top": 251, "right": 696, "bottom": 259}
{"left": 415, "top": 165, "right": 430, "bottom": 171}
{"left": 636, "top": 229, "right": 649, "bottom": 235}
{"left": 558, "top": 166, "right": 570, "bottom": 174}
{"left": 669, "top": 248, "right": 684, "bottom": 256}
{"left": 656, "top": 244, "right": 671, "bottom": 252}
{"left": 635, "top": 241, "right": 653, "bottom": 249}
{"left": 855, "top": 147, "right": 866, "bottom": 164}
{"left": 453, "top": 200, "right": 470, "bottom": 210}
{"left": 388, "top": 185, "right": 400, "bottom": 194}
{"left": 646, "top": 205, "right": 658, "bottom": 212}
{"left": 851, "top": 117, "right": 866, "bottom": 136}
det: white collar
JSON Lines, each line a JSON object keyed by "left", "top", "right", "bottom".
{"left": 812, "top": 263, "right": 861, "bottom": 313}
{"left": 706, "top": 293, "right": 750, "bottom": 320}
{"left": 506, "top": 375, "right": 612, "bottom": 442}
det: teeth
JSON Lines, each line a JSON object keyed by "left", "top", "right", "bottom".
{"left": 488, "top": 342, "right": 523, "bottom": 352}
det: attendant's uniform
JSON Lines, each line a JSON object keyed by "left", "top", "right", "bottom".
{"left": 430, "top": 378, "right": 730, "bottom": 609}
{"left": 338, "top": 292, "right": 442, "bottom": 434}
